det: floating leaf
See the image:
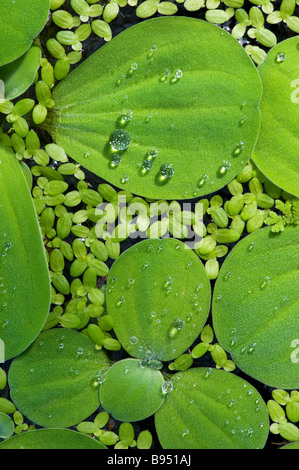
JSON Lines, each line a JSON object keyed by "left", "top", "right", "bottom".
{"left": 100, "top": 358, "right": 165, "bottom": 421}
{"left": 8, "top": 329, "right": 111, "bottom": 427}
{"left": 106, "top": 238, "right": 211, "bottom": 361}
{"left": 155, "top": 368, "right": 269, "bottom": 449}
{"left": 0, "top": 144, "right": 51, "bottom": 360}
{"left": 0, "top": 0, "right": 50, "bottom": 66}
{"left": 0, "top": 428, "right": 106, "bottom": 449}
{"left": 0, "top": 413, "right": 14, "bottom": 439}
{"left": 50, "top": 17, "right": 262, "bottom": 199}
{"left": 252, "top": 37, "right": 299, "bottom": 197}
{"left": 212, "top": 225, "right": 299, "bottom": 389}
{"left": 0, "top": 45, "right": 42, "bottom": 101}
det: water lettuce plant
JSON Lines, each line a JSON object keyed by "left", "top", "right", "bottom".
{"left": 0, "top": 0, "right": 298, "bottom": 451}
{"left": 50, "top": 16, "right": 262, "bottom": 200}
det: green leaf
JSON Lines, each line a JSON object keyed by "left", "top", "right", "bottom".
{"left": 0, "top": 0, "right": 50, "bottom": 66}
{"left": 0, "top": 412, "right": 14, "bottom": 439}
{"left": 212, "top": 225, "right": 299, "bottom": 389}
{"left": 252, "top": 37, "right": 299, "bottom": 197}
{"left": 0, "top": 45, "right": 41, "bottom": 101}
{"left": 0, "top": 428, "right": 106, "bottom": 449}
{"left": 154, "top": 368, "right": 269, "bottom": 449}
{"left": 106, "top": 238, "right": 211, "bottom": 361}
{"left": 137, "top": 430, "right": 153, "bottom": 449}
{"left": 0, "top": 144, "right": 51, "bottom": 360}
{"left": 100, "top": 358, "right": 165, "bottom": 421}
{"left": 50, "top": 16, "right": 262, "bottom": 199}
{"left": 8, "top": 329, "right": 111, "bottom": 427}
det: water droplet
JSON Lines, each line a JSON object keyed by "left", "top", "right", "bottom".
{"left": 248, "top": 242, "right": 255, "bottom": 252}
{"left": 58, "top": 343, "right": 64, "bottom": 350}
{"left": 216, "top": 294, "right": 222, "bottom": 302}
{"left": 204, "top": 368, "right": 213, "bottom": 379}
{"left": 181, "top": 429, "right": 189, "bottom": 437}
{"left": 127, "top": 62, "right": 138, "bottom": 76}
{"left": 147, "top": 148, "right": 158, "bottom": 160}
{"left": 170, "top": 69, "right": 183, "bottom": 83}
{"left": 239, "top": 116, "right": 247, "bottom": 126}
{"left": 77, "top": 347, "right": 84, "bottom": 355}
{"left": 84, "top": 151, "right": 90, "bottom": 158}
{"left": 260, "top": 276, "right": 270, "bottom": 289}
{"left": 232, "top": 142, "right": 244, "bottom": 157}
{"left": 109, "top": 154, "right": 122, "bottom": 168}
{"left": 218, "top": 160, "right": 231, "bottom": 176}
{"left": 109, "top": 129, "right": 131, "bottom": 151}
{"left": 129, "top": 336, "right": 138, "bottom": 345}
{"left": 223, "top": 271, "right": 231, "bottom": 282}
{"left": 275, "top": 52, "right": 286, "bottom": 63}
{"left": 127, "top": 278, "right": 135, "bottom": 286}
{"left": 159, "top": 68, "right": 170, "bottom": 83}
{"left": 119, "top": 109, "right": 133, "bottom": 124}
{"left": 197, "top": 174, "right": 209, "bottom": 188}
{"left": 120, "top": 175, "right": 129, "bottom": 184}
{"left": 116, "top": 295, "right": 125, "bottom": 307}
{"left": 248, "top": 342, "right": 257, "bottom": 353}
{"left": 161, "top": 381, "right": 173, "bottom": 395}
{"left": 140, "top": 158, "right": 153, "bottom": 175}
{"left": 159, "top": 163, "right": 175, "bottom": 180}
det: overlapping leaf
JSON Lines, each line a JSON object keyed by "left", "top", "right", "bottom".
{"left": 252, "top": 36, "right": 299, "bottom": 197}
{"left": 155, "top": 368, "right": 269, "bottom": 449}
{"left": 0, "top": 0, "right": 50, "bottom": 66}
{"left": 8, "top": 329, "right": 111, "bottom": 427}
{"left": 0, "top": 45, "right": 41, "bottom": 100}
{"left": 0, "top": 428, "right": 106, "bottom": 449}
{"left": 0, "top": 144, "right": 51, "bottom": 360}
{"left": 50, "top": 16, "right": 262, "bottom": 199}
{"left": 212, "top": 225, "right": 299, "bottom": 389}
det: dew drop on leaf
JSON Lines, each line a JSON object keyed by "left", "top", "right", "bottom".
{"left": 109, "top": 129, "right": 131, "bottom": 151}
{"left": 275, "top": 52, "right": 286, "bottom": 63}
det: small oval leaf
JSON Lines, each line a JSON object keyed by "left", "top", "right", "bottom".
{"left": 100, "top": 358, "right": 165, "bottom": 422}
{"left": 106, "top": 238, "right": 211, "bottom": 361}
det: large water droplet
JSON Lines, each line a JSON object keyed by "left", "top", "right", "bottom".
{"left": 129, "top": 336, "right": 138, "bottom": 345}
{"left": 109, "top": 129, "right": 131, "bottom": 151}
{"left": 161, "top": 381, "right": 173, "bottom": 395}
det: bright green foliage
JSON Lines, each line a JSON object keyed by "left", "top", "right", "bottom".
{"left": 50, "top": 16, "right": 262, "bottom": 200}
{"left": 0, "top": 144, "right": 51, "bottom": 360}
{"left": 100, "top": 358, "right": 165, "bottom": 422}
{"left": 213, "top": 225, "right": 299, "bottom": 389}
{"left": 8, "top": 329, "right": 111, "bottom": 427}
{"left": 0, "top": 428, "right": 106, "bottom": 448}
{"left": 252, "top": 37, "right": 299, "bottom": 198}
{"left": 155, "top": 368, "right": 269, "bottom": 449}
{"left": 0, "top": 0, "right": 50, "bottom": 66}
{"left": 106, "top": 238, "right": 211, "bottom": 361}
{"left": 0, "top": 45, "right": 41, "bottom": 101}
